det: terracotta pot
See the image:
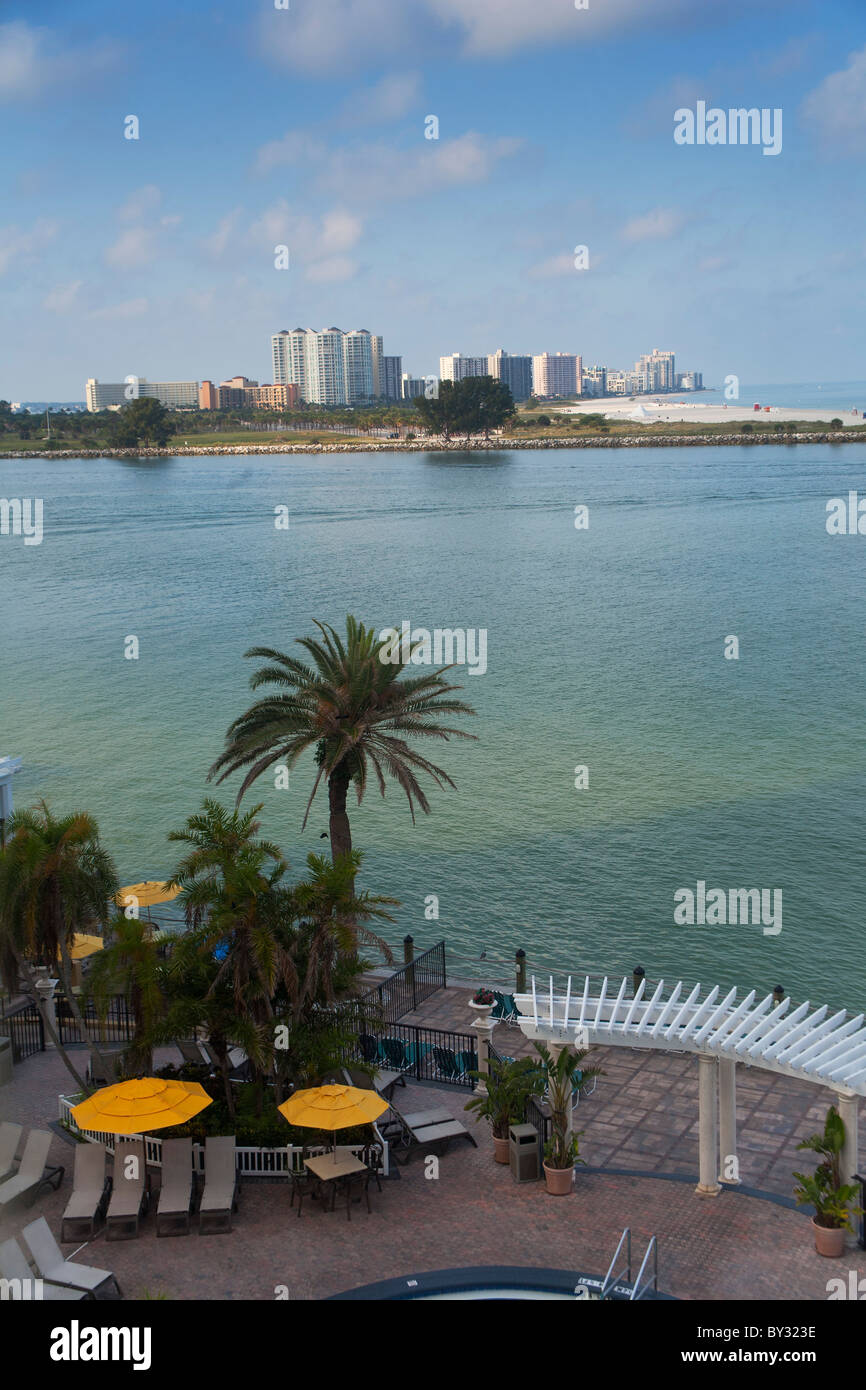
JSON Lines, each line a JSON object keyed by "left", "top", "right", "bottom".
{"left": 493, "top": 1136, "right": 510, "bottom": 1164}
{"left": 543, "top": 1162, "right": 574, "bottom": 1195}
{"left": 812, "top": 1218, "right": 846, "bottom": 1257}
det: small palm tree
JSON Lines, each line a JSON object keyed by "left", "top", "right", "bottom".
{"left": 208, "top": 615, "right": 477, "bottom": 864}
{"left": 0, "top": 802, "right": 118, "bottom": 1091}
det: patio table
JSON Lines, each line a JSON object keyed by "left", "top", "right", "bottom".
{"left": 304, "top": 1153, "right": 367, "bottom": 1182}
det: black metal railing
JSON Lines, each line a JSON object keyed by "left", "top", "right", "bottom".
{"left": 360, "top": 940, "right": 446, "bottom": 1022}
{"left": 55, "top": 993, "right": 136, "bottom": 1046}
{"left": 345, "top": 1011, "right": 478, "bottom": 1089}
{"left": 3, "top": 1000, "right": 45, "bottom": 1062}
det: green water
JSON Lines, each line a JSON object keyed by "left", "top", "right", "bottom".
{"left": 2, "top": 446, "right": 864, "bottom": 1007}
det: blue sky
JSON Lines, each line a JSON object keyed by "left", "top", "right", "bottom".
{"left": 1, "top": 0, "right": 865, "bottom": 398}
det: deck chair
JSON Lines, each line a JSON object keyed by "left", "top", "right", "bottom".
{"left": 343, "top": 1064, "right": 404, "bottom": 1101}
{"left": 177, "top": 1038, "right": 207, "bottom": 1067}
{"left": 86, "top": 1048, "right": 124, "bottom": 1087}
{"left": 0, "top": 1236, "right": 90, "bottom": 1301}
{"left": 156, "top": 1138, "right": 194, "bottom": 1236}
{"left": 0, "top": 1121, "right": 22, "bottom": 1182}
{"left": 22, "top": 1216, "right": 121, "bottom": 1298}
{"left": 0, "top": 1129, "right": 64, "bottom": 1208}
{"left": 61, "top": 1143, "right": 112, "bottom": 1242}
{"left": 202, "top": 1040, "right": 248, "bottom": 1076}
{"left": 198, "top": 1137, "right": 239, "bottom": 1234}
{"left": 380, "top": 1100, "right": 477, "bottom": 1165}
{"left": 379, "top": 1036, "right": 412, "bottom": 1072}
{"left": 358, "top": 1033, "right": 380, "bottom": 1065}
{"left": 432, "top": 1045, "right": 465, "bottom": 1082}
{"left": 105, "top": 1140, "right": 149, "bottom": 1240}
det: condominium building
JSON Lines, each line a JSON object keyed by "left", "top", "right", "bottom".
{"left": 271, "top": 327, "right": 395, "bottom": 405}
{"left": 199, "top": 380, "right": 298, "bottom": 410}
{"left": 581, "top": 366, "right": 607, "bottom": 397}
{"left": 439, "top": 354, "right": 489, "bottom": 383}
{"left": 86, "top": 378, "right": 199, "bottom": 411}
{"left": 531, "top": 353, "right": 581, "bottom": 399}
{"left": 678, "top": 371, "right": 703, "bottom": 391}
{"left": 343, "top": 330, "right": 375, "bottom": 403}
{"left": 634, "top": 349, "right": 676, "bottom": 393}
{"left": 401, "top": 375, "right": 428, "bottom": 400}
{"left": 487, "top": 350, "right": 532, "bottom": 403}
{"left": 379, "top": 355, "right": 403, "bottom": 402}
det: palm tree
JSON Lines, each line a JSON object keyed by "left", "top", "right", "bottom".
{"left": 208, "top": 616, "right": 477, "bottom": 864}
{"left": 0, "top": 802, "right": 118, "bottom": 1090}
{"left": 86, "top": 915, "right": 163, "bottom": 1076}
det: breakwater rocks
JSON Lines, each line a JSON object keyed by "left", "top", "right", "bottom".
{"left": 7, "top": 432, "right": 865, "bottom": 460}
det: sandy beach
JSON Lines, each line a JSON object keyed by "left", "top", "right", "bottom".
{"left": 557, "top": 399, "right": 866, "bottom": 427}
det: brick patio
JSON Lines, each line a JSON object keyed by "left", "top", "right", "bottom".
{"left": 1, "top": 1043, "right": 864, "bottom": 1301}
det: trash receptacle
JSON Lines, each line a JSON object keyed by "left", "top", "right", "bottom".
{"left": 509, "top": 1122, "right": 540, "bottom": 1182}
{"left": 0, "top": 1036, "right": 12, "bottom": 1088}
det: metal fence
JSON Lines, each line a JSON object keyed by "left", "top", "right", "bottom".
{"left": 360, "top": 940, "right": 446, "bottom": 1022}
{"left": 345, "top": 1011, "right": 479, "bottom": 1089}
{"left": 56, "top": 993, "right": 136, "bottom": 1046}
{"left": 3, "top": 1000, "right": 44, "bottom": 1062}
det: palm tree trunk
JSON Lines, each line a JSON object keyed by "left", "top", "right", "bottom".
{"left": 327, "top": 765, "right": 352, "bottom": 864}
{"left": 57, "top": 936, "right": 112, "bottom": 1077}
{"left": 16, "top": 952, "right": 89, "bottom": 1093}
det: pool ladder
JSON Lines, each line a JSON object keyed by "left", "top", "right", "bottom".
{"left": 599, "top": 1228, "right": 658, "bottom": 1301}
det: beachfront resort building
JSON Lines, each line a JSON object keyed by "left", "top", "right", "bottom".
{"left": 488, "top": 350, "right": 533, "bottom": 402}
{"left": 271, "top": 328, "right": 399, "bottom": 406}
{"left": 198, "top": 379, "right": 299, "bottom": 410}
{"left": 634, "top": 350, "right": 676, "bottom": 393}
{"left": 85, "top": 378, "right": 199, "bottom": 411}
{"left": 532, "top": 352, "right": 582, "bottom": 399}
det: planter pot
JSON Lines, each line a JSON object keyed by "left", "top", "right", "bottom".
{"left": 493, "top": 1136, "right": 510, "bottom": 1164}
{"left": 812, "top": 1218, "right": 846, "bottom": 1257}
{"left": 469, "top": 999, "right": 495, "bottom": 1018}
{"left": 543, "top": 1162, "right": 574, "bottom": 1195}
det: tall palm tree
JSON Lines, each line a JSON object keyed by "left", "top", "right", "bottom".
{"left": 208, "top": 616, "right": 477, "bottom": 863}
{"left": 0, "top": 802, "right": 118, "bottom": 1090}
{"left": 86, "top": 915, "right": 164, "bottom": 1076}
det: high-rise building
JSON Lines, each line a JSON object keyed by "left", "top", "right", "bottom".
{"left": 401, "top": 375, "right": 427, "bottom": 400}
{"left": 199, "top": 381, "right": 218, "bottom": 410}
{"left": 531, "top": 353, "right": 581, "bottom": 399}
{"left": 271, "top": 327, "right": 394, "bottom": 405}
{"left": 343, "top": 330, "right": 375, "bottom": 403}
{"left": 199, "top": 380, "right": 298, "bottom": 410}
{"left": 439, "top": 354, "right": 489, "bottom": 383}
{"left": 86, "top": 378, "right": 198, "bottom": 411}
{"left": 678, "top": 371, "right": 703, "bottom": 391}
{"left": 581, "top": 366, "right": 607, "bottom": 397}
{"left": 634, "top": 349, "right": 676, "bottom": 392}
{"left": 380, "top": 356, "right": 403, "bottom": 402}
{"left": 487, "top": 350, "right": 532, "bottom": 402}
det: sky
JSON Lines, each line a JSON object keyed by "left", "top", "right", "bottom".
{"left": 1, "top": 0, "right": 865, "bottom": 399}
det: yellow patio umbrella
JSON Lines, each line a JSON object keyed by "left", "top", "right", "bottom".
{"left": 71, "top": 1077, "right": 212, "bottom": 1136}
{"left": 69, "top": 933, "right": 104, "bottom": 961}
{"left": 278, "top": 1084, "right": 388, "bottom": 1163}
{"left": 115, "top": 880, "right": 181, "bottom": 924}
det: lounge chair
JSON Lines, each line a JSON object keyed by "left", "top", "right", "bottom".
{"left": 0, "top": 1129, "right": 64, "bottom": 1208}
{"left": 358, "top": 1033, "right": 380, "bottom": 1065}
{"left": 0, "top": 1236, "right": 89, "bottom": 1301}
{"left": 379, "top": 1036, "right": 413, "bottom": 1072}
{"left": 105, "top": 1140, "right": 149, "bottom": 1240}
{"left": 198, "top": 1136, "right": 239, "bottom": 1234}
{"left": 21, "top": 1216, "right": 122, "bottom": 1298}
{"left": 156, "top": 1138, "right": 194, "bottom": 1236}
{"left": 177, "top": 1038, "right": 208, "bottom": 1067}
{"left": 202, "top": 1040, "right": 248, "bottom": 1077}
{"left": 343, "top": 1064, "right": 405, "bottom": 1101}
{"left": 86, "top": 1047, "right": 124, "bottom": 1087}
{"left": 0, "top": 1121, "right": 22, "bottom": 1182}
{"left": 431, "top": 1045, "right": 466, "bottom": 1082}
{"left": 380, "top": 1101, "right": 477, "bottom": 1165}
{"left": 61, "top": 1143, "right": 112, "bottom": 1242}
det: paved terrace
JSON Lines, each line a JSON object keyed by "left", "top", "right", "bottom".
{"left": 1, "top": 1044, "right": 864, "bottom": 1301}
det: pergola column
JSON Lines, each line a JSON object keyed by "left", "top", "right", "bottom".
{"left": 718, "top": 1058, "right": 739, "bottom": 1185}
{"left": 471, "top": 1013, "right": 497, "bottom": 1096}
{"left": 834, "top": 1091, "right": 860, "bottom": 1187}
{"left": 696, "top": 1054, "right": 721, "bottom": 1196}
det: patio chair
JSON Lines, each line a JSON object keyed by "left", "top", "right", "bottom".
{"left": 21, "top": 1215, "right": 122, "bottom": 1298}
{"left": 379, "top": 1036, "right": 413, "bottom": 1072}
{"left": 358, "top": 1033, "right": 380, "bottom": 1065}
{"left": 362, "top": 1142, "right": 385, "bottom": 1193}
{"left": 458, "top": 1050, "right": 478, "bottom": 1076}
{"left": 336, "top": 1168, "right": 371, "bottom": 1221}
{"left": 0, "top": 1129, "right": 64, "bottom": 1209}
{"left": 0, "top": 1121, "right": 22, "bottom": 1182}
{"left": 288, "top": 1159, "right": 319, "bottom": 1218}
{"left": 343, "top": 1064, "right": 405, "bottom": 1101}
{"left": 86, "top": 1047, "right": 124, "bottom": 1087}
{"left": 0, "top": 1236, "right": 90, "bottom": 1301}
{"left": 380, "top": 1100, "right": 477, "bottom": 1166}
{"left": 61, "top": 1143, "right": 112, "bottom": 1242}
{"left": 177, "top": 1038, "right": 208, "bottom": 1067}
{"left": 156, "top": 1138, "right": 194, "bottom": 1236}
{"left": 431, "top": 1045, "right": 465, "bottom": 1082}
{"left": 105, "top": 1140, "right": 150, "bottom": 1240}
{"left": 198, "top": 1136, "right": 239, "bottom": 1234}
{"left": 202, "top": 1040, "right": 249, "bottom": 1078}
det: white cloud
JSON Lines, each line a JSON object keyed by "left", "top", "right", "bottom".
{"left": 256, "top": 0, "right": 413, "bottom": 75}
{"left": 117, "top": 186, "right": 162, "bottom": 222}
{"left": 42, "top": 280, "right": 82, "bottom": 313}
{"left": 0, "top": 217, "right": 58, "bottom": 273}
{"left": 0, "top": 21, "right": 118, "bottom": 101}
{"left": 317, "top": 132, "right": 523, "bottom": 203}
{"left": 248, "top": 201, "right": 363, "bottom": 256}
{"left": 802, "top": 45, "right": 866, "bottom": 153}
{"left": 527, "top": 252, "right": 575, "bottom": 280}
{"left": 253, "top": 131, "right": 328, "bottom": 177}
{"left": 342, "top": 72, "right": 422, "bottom": 125}
{"left": 621, "top": 207, "right": 687, "bottom": 243}
{"left": 105, "top": 226, "right": 158, "bottom": 269}
{"left": 89, "top": 298, "right": 149, "bottom": 320}
{"left": 305, "top": 256, "right": 358, "bottom": 283}
{"left": 204, "top": 208, "right": 244, "bottom": 260}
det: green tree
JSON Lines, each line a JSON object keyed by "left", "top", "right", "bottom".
{"left": 413, "top": 376, "right": 514, "bottom": 440}
{"left": 113, "top": 397, "right": 175, "bottom": 447}
{"left": 86, "top": 915, "right": 163, "bottom": 1075}
{"left": 208, "top": 616, "right": 477, "bottom": 864}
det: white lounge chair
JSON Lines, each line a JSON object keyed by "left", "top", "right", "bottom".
{"left": 0, "top": 1235, "right": 89, "bottom": 1301}
{"left": 0, "top": 1128, "right": 64, "bottom": 1208}
{"left": 61, "top": 1143, "right": 112, "bottom": 1242}
{"left": 21, "top": 1216, "right": 121, "bottom": 1298}
{"left": 198, "top": 1137, "right": 239, "bottom": 1234}
{"left": 105, "top": 1140, "right": 150, "bottom": 1240}
{"left": 156, "top": 1138, "right": 194, "bottom": 1236}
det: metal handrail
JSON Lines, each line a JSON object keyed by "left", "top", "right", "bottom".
{"left": 600, "top": 1227, "right": 632, "bottom": 1298}
{"left": 631, "top": 1236, "right": 658, "bottom": 1301}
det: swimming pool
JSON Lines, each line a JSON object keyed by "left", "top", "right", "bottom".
{"left": 328, "top": 1265, "right": 675, "bottom": 1301}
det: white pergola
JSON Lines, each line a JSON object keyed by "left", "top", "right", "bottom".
{"left": 513, "top": 975, "right": 865, "bottom": 1194}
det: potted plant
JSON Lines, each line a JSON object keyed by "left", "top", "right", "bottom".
{"left": 793, "top": 1106, "right": 863, "bottom": 1257}
{"left": 464, "top": 1055, "right": 545, "bottom": 1163}
{"left": 469, "top": 987, "right": 496, "bottom": 1018}
{"left": 534, "top": 1042, "right": 602, "bottom": 1195}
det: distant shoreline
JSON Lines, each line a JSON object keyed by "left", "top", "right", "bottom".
{"left": 3, "top": 431, "right": 866, "bottom": 459}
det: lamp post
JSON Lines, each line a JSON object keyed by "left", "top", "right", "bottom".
{"left": 0, "top": 755, "right": 23, "bottom": 849}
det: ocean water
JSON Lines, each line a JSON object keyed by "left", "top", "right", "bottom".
{"left": 2, "top": 445, "right": 865, "bottom": 1009}
{"left": 685, "top": 381, "right": 866, "bottom": 414}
